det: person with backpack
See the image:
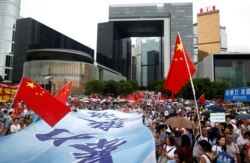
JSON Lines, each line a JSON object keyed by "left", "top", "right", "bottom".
{"left": 199, "top": 140, "right": 214, "bottom": 163}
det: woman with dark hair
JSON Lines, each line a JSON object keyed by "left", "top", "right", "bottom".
{"left": 199, "top": 140, "right": 213, "bottom": 163}
{"left": 179, "top": 134, "right": 192, "bottom": 163}
{"left": 164, "top": 135, "right": 177, "bottom": 161}
{"left": 167, "top": 149, "right": 182, "bottom": 163}
{"left": 158, "top": 135, "right": 177, "bottom": 163}
{"left": 212, "top": 135, "right": 226, "bottom": 157}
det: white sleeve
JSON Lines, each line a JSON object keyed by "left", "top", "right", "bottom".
{"left": 212, "top": 145, "right": 217, "bottom": 152}
{"left": 10, "top": 125, "right": 15, "bottom": 133}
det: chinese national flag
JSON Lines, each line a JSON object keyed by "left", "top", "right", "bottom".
{"left": 164, "top": 33, "right": 196, "bottom": 94}
{"left": 199, "top": 94, "right": 206, "bottom": 106}
{"left": 14, "top": 77, "right": 70, "bottom": 127}
{"left": 55, "top": 80, "right": 72, "bottom": 103}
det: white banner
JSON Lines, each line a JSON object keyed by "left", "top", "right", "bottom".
{"left": 210, "top": 113, "right": 225, "bottom": 122}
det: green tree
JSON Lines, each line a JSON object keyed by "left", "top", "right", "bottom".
{"left": 84, "top": 80, "right": 104, "bottom": 95}
{"left": 209, "top": 80, "right": 230, "bottom": 98}
{"left": 127, "top": 80, "right": 139, "bottom": 91}
{"left": 103, "top": 80, "right": 118, "bottom": 96}
{"left": 117, "top": 81, "right": 133, "bottom": 95}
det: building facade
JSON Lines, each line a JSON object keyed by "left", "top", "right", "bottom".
{"left": 23, "top": 49, "right": 98, "bottom": 95}
{"left": 12, "top": 18, "right": 98, "bottom": 94}
{"left": 12, "top": 18, "right": 94, "bottom": 83}
{"left": 97, "top": 3, "right": 193, "bottom": 81}
{"left": 196, "top": 10, "right": 228, "bottom": 62}
{"left": 193, "top": 23, "right": 227, "bottom": 63}
{"left": 0, "top": 0, "right": 20, "bottom": 82}
{"left": 196, "top": 53, "right": 250, "bottom": 88}
{"left": 135, "top": 38, "right": 161, "bottom": 87}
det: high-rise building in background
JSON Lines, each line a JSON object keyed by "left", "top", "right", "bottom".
{"left": 12, "top": 18, "right": 94, "bottom": 84}
{"left": 197, "top": 53, "right": 250, "bottom": 87}
{"left": 0, "top": 0, "right": 21, "bottom": 82}
{"left": 12, "top": 18, "right": 100, "bottom": 94}
{"left": 196, "top": 9, "right": 228, "bottom": 62}
{"left": 135, "top": 38, "right": 161, "bottom": 87}
{"left": 194, "top": 23, "right": 227, "bottom": 63}
{"left": 97, "top": 3, "right": 193, "bottom": 83}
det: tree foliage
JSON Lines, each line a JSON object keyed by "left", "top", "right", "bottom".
{"left": 127, "top": 80, "right": 139, "bottom": 91}
{"left": 117, "top": 82, "right": 133, "bottom": 95}
{"left": 84, "top": 80, "right": 104, "bottom": 95}
{"left": 84, "top": 79, "right": 138, "bottom": 96}
{"left": 149, "top": 78, "right": 230, "bottom": 99}
{"left": 103, "top": 80, "right": 118, "bottom": 96}
{"left": 84, "top": 78, "right": 231, "bottom": 99}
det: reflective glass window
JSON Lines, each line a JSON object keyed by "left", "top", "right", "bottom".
{"left": 5, "top": 55, "right": 12, "bottom": 67}
{"left": 7, "top": 0, "right": 21, "bottom": 6}
{"left": 0, "top": 3, "right": 19, "bottom": 16}
{"left": 215, "top": 59, "right": 250, "bottom": 87}
{"left": 4, "top": 68, "right": 12, "bottom": 81}
{"left": 23, "top": 60, "right": 98, "bottom": 94}
{"left": 0, "top": 28, "right": 14, "bottom": 41}
{"left": 0, "top": 15, "right": 16, "bottom": 28}
{"left": 0, "top": 41, "right": 13, "bottom": 53}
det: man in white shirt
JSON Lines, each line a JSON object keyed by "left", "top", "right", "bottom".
{"left": 226, "top": 134, "right": 241, "bottom": 163}
{"left": 193, "top": 126, "right": 210, "bottom": 159}
{"left": 236, "top": 129, "right": 249, "bottom": 163}
{"left": 144, "top": 113, "right": 152, "bottom": 128}
{"left": 10, "top": 118, "right": 21, "bottom": 133}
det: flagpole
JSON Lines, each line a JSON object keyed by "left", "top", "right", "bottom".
{"left": 178, "top": 32, "right": 202, "bottom": 134}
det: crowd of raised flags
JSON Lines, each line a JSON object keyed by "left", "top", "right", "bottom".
{"left": 1, "top": 34, "right": 250, "bottom": 163}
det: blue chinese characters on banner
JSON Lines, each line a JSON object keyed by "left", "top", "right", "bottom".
{"left": 0, "top": 110, "right": 156, "bottom": 163}
{"left": 35, "top": 128, "right": 126, "bottom": 163}
{"left": 81, "top": 112, "right": 127, "bottom": 131}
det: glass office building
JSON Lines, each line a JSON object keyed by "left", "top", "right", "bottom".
{"left": 197, "top": 53, "right": 250, "bottom": 88}
{"left": 12, "top": 18, "right": 97, "bottom": 94}
{"left": 214, "top": 54, "right": 250, "bottom": 87}
{"left": 23, "top": 59, "right": 98, "bottom": 95}
{"left": 136, "top": 38, "right": 161, "bottom": 87}
{"left": 0, "top": 0, "right": 20, "bottom": 82}
{"left": 97, "top": 3, "right": 193, "bottom": 80}
{"left": 13, "top": 18, "right": 94, "bottom": 83}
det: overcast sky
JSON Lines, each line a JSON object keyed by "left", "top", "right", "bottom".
{"left": 20, "top": 0, "right": 250, "bottom": 53}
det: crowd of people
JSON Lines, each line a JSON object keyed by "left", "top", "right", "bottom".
{"left": 1, "top": 94, "right": 250, "bottom": 163}
{"left": 0, "top": 102, "right": 34, "bottom": 136}
{"left": 141, "top": 101, "right": 250, "bottom": 163}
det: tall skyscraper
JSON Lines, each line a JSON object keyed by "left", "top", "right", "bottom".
{"left": 0, "top": 0, "right": 21, "bottom": 82}
{"left": 135, "top": 38, "right": 161, "bottom": 87}
{"left": 196, "top": 9, "right": 228, "bottom": 62}
{"left": 97, "top": 3, "right": 193, "bottom": 81}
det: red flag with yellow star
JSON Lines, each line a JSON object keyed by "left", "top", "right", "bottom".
{"left": 164, "top": 33, "right": 196, "bottom": 94}
{"left": 14, "top": 77, "right": 70, "bottom": 127}
{"left": 55, "top": 80, "right": 72, "bottom": 103}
